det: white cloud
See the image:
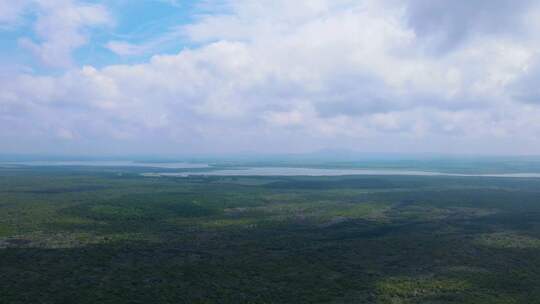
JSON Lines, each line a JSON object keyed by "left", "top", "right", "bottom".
{"left": 3, "top": 0, "right": 540, "bottom": 154}
{"left": 106, "top": 41, "right": 145, "bottom": 56}
{"left": 105, "top": 26, "right": 185, "bottom": 57}
{"left": 12, "top": 0, "right": 112, "bottom": 68}
{"left": 0, "top": 0, "right": 31, "bottom": 28}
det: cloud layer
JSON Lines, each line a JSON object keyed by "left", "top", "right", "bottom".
{"left": 2, "top": 0, "right": 540, "bottom": 155}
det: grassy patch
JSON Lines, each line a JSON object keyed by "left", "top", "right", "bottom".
{"left": 475, "top": 232, "right": 540, "bottom": 249}
{"left": 377, "top": 276, "right": 471, "bottom": 303}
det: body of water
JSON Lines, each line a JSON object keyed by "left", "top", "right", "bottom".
{"left": 0, "top": 161, "right": 209, "bottom": 169}
{"left": 142, "top": 167, "right": 540, "bottom": 178}
{"left": 4, "top": 161, "right": 540, "bottom": 178}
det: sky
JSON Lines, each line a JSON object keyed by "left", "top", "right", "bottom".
{"left": 1, "top": 0, "right": 540, "bottom": 156}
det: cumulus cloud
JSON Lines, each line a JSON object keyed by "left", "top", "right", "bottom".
{"left": 0, "top": 0, "right": 31, "bottom": 28}
{"left": 2, "top": 0, "right": 540, "bottom": 154}
{"left": 510, "top": 59, "right": 540, "bottom": 104}
{"left": 12, "top": 0, "right": 112, "bottom": 68}
{"left": 404, "top": 0, "right": 538, "bottom": 52}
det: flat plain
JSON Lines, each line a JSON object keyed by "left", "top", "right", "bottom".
{"left": 2, "top": 166, "right": 540, "bottom": 303}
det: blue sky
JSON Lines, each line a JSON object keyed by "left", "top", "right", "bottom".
{"left": 1, "top": 0, "right": 201, "bottom": 69}
{"left": 1, "top": 0, "right": 540, "bottom": 156}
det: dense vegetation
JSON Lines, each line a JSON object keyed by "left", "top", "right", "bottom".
{"left": 2, "top": 167, "right": 540, "bottom": 303}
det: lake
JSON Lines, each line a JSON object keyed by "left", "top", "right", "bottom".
{"left": 142, "top": 167, "right": 540, "bottom": 178}
{"left": 0, "top": 161, "right": 209, "bottom": 169}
